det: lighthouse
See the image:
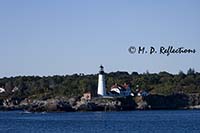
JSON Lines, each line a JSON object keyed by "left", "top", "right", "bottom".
{"left": 97, "top": 65, "right": 106, "bottom": 96}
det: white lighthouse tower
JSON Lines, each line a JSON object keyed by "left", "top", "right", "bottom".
{"left": 97, "top": 65, "right": 106, "bottom": 96}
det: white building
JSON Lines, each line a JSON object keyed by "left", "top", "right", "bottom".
{"left": 97, "top": 65, "right": 106, "bottom": 96}
{"left": 12, "top": 87, "right": 19, "bottom": 93}
{"left": 0, "top": 87, "right": 5, "bottom": 93}
{"left": 109, "top": 83, "right": 134, "bottom": 97}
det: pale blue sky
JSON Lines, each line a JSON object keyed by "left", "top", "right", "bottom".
{"left": 0, "top": 0, "right": 200, "bottom": 77}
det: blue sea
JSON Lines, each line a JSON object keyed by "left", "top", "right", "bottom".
{"left": 0, "top": 110, "right": 200, "bottom": 133}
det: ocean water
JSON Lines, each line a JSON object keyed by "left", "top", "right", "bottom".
{"left": 0, "top": 110, "right": 200, "bottom": 133}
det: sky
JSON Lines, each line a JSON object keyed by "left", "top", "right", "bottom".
{"left": 0, "top": 0, "right": 200, "bottom": 77}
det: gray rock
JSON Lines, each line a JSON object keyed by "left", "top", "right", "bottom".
{"left": 137, "top": 101, "right": 148, "bottom": 110}
{"left": 68, "top": 97, "right": 79, "bottom": 106}
{"left": 26, "top": 99, "right": 73, "bottom": 112}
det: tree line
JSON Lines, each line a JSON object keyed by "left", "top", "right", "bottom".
{"left": 0, "top": 68, "right": 200, "bottom": 100}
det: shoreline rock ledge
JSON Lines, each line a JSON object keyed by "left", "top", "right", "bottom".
{"left": 24, "top": 96, "right": 136, "bottom": 112}
{"left": 2, "top": 93, "right": 200, "bottom": 112}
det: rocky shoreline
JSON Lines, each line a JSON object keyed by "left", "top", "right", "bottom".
{"left": 1, "top": 93, "right": 200, "bottom": 112}
{"left": 0, "top": 96, "right": 136, "bottom": 112}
